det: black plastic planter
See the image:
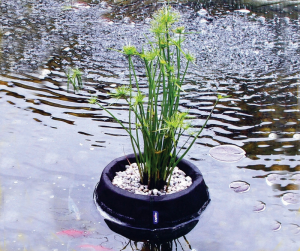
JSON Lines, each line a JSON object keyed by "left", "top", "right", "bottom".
{"left": 94, "top": 154, "right": 210, "bottom": 242}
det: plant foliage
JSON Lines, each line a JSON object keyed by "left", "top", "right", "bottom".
{"left": 66, "top": 68, "right": 83, "bottom": 93}
{"left": 92, "top": 5, "right": 220, "bottom": 189}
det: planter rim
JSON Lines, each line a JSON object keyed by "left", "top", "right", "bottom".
{"left": 101, "top": 154, "right": 203, "bottom": 201}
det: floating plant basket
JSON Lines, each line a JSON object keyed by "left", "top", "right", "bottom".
{"left": 94, "top": 154, "right": 210, "bottom": 242}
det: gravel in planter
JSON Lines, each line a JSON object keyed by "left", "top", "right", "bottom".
{"left": 112, "top": 163, "right": 193, "bottom": 196}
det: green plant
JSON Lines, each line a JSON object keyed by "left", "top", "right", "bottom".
{"left": 91, "top": 5, "right": 220, "bottom": 190}
{"left": 65, "top": 67, "right": 83, "bottom": 92}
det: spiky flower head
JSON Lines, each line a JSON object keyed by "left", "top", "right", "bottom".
{"left": 185, "top": 51, "right": 195, "bottom": 62}
{"left": 164, "top": 111, "right": 189, "bottom": 131}
{"left": 123, "top": 45, "right": 138, "bottom": 56}
{"left": 134, "top": 92, "right": 146, "bottom": 106}
{"left": 72, "top": 68, "right": 83, "bottom": 76}
{"left": 150, "top": 5, "right": 180, "bottom": 35}
{"left": 141, "top": 49, "right": 159, "bottom": 62}
{"left": 173, "top": 26, "right": 185, "bottom": 34}
{"left": 89, "top": 96, "right": 98, "bottom": 104}
{"left": 111, "top": 85, "right": 130, "bottom": 99}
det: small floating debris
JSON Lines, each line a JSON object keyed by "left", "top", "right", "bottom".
{"left": 197, "top": 9, "right": 214, "bottom": 22}
{"left": 62, "top": 1, "right": 90, "bottom": 11}
{"left": 34, "top": 99, "right": 41, "bottom": 105}
{"left": 235, "top": 9, "right": 251, "bottom": 14}
{"left": 253, "top": 201, "right": 266, "bottom": 213}
{"left": 281, "top": 193, "right": 299, "bottom": 205}
{"left": 73, "top": 2, "right": 90, "bottom": 10}
{"left": 40, "top": 69, "right": 51, "bottom": 79}
{"left": 266, "top": 173, "right": 280, "bottom": 186}
{"left": 229, "top": 181, "right": 250, "bottom": 193}
{"left": 209, "top": 145, "right": 246, "bottom": 162}
{"left": 197, "top": 9, "right": 208, "bottom": 17}
{"left": 271, "top": 221, "right": 281, "bottom": 232}
{"left": 293, "top": 134, "right": 300, "bottom": 140}
{"left": 4, "top": 31, "right": 12, "bottom": 36}
{"left": 268, "top": 133, "right": 277, "bottom": 139}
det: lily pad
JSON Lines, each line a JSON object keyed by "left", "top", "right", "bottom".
{"left": 271, "top": 221, "right": 281, "bottom": 232}
{"left": 253, "top": 201, "right": 266, "bottom": 213}
{"left": 265, "top": 173, "right": 280, "bottom": 186}
{"left": 229, "top": 181, "right": 250, "bottom": 193}
{"left": 281, "top": 193, "right": 300, "bottom": 205}
{"left": 209, "top": 145, "right": 246, "bottom": 162}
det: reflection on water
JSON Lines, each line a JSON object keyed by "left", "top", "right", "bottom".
{"left": 120, "top": 237, "right": 193, "bottom": 251}
{"left": 0, "top": 0, "right": 300, "bottom": 250}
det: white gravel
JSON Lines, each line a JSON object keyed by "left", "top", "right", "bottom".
{"left": 112, "top": 163, "right": 193, "bottom": 196}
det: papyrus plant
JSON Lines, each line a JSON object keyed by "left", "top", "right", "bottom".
{"left": 91, "top": 5, "right": 220, "bottom": 190}
{"left": 66, "top": 67, "right": 83, "bottom": 93}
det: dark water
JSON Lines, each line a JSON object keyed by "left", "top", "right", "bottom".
{"left": 0, "top": 0, "right": 300, "bottom": 250}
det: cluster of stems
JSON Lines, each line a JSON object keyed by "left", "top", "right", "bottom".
{"left": 66, "top": 68, "right": 83, "bottom": 93}
{"left": 92, "top": 5, "right": 219, "bottom": 189}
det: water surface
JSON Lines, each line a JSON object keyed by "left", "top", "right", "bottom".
{"left": 0, "top": 0, "right": 300, "bottom": 250}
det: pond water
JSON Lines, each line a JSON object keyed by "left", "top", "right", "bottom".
{"left": 0, "top": 0, "right": 300, "bottom": 250}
